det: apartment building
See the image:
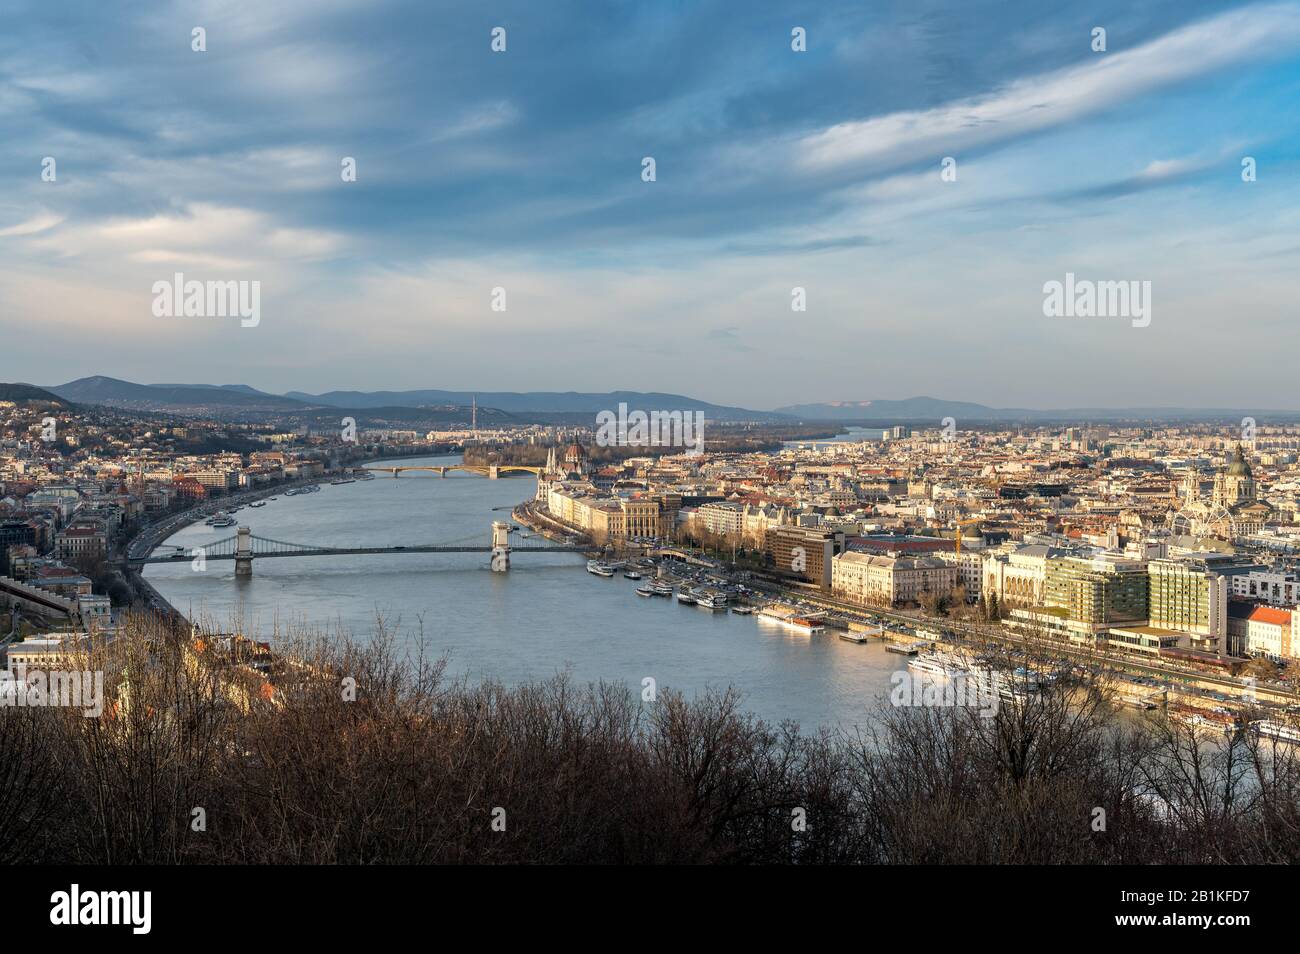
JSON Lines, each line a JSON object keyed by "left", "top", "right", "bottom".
{"left": 766, "top": 526, "right": 842, "bottom": 589}
{"left": 54, "top": 523, "right": 107, "bottom": 562}
{"left": 1147, "top": 555, "right": 1251, "bottom": 655}
{"left": 1231, "top": 568, "right": 1300, "bottom": 606}
{"left": 831, "top": 550, "right": 958, "bottom": 607}
{"left": 186, "top": 469, "right": 239, "bottom": 491}
{"left": 1227, "top": 603, "right": 1295, "bottom": 659}
{"left": 694, "top": 501, "right": 745, "bottom": 538}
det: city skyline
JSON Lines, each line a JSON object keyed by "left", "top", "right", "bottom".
{"left": 4, "top": 0, "right": 1300, "bottom": 407}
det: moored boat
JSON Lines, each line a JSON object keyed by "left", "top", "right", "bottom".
{"left": 1253, "top": 719, "right": 1300, "bottom": 744}
{"left": 907, "top": 655, "right": 949, "bottom": 676}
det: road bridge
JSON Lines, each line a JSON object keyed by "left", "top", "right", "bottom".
{"left": 124, "top": 522, "right": 586, "bottom": 577}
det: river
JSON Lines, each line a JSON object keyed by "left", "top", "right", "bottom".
{"left": 145, "top": 454, "right": 903, "bottom": 729}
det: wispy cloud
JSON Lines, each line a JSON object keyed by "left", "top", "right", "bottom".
{"left": 0, "top": 212, "right": 63, "bottom": 238}
{"left": 793, "top": 3, "right": 1300, "bottom": 174}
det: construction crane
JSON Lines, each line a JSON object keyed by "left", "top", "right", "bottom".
{"left": 954, "top": 518, "right": 983, "bottom": 555}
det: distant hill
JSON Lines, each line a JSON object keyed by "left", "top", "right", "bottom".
{"left": 776, "top": 397, "right": 1029, "bottom": 422}
{"left": 48, "top": 378, "right": 787, "bottom": 423}
{"left": 49, "top": 376, "right": 312, "bottom": 412}
{"left": 285, "top": 388, "right": 791, "bottom": 422}
{"left": 0, "top": 383, "right": 70, "bottom": 406}
{"left": 49, "top": 378, "right": 1293, "bottom": 426}
{"left": 775, "top": 397, "right": 1300, "bottom": 423}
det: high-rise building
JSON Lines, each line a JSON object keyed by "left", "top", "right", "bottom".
{"left": 1043, "top": 554, "right": 1149, "bottom": 626}
{"left": 1147, "top": 555, "right": 1257, "bottom": 654}
{"left": 766, "top": 526, "right": 842, "bottom": 590}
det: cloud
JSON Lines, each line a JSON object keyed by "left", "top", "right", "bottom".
{"left": 18, "top": 202, "right": 345, "bottom": 269}
{"left": 719, "top": 234, "right": 882, "bottom": 257}
{"left": 792, "top": 3, "right": 1300, "bottom": 175}
{"left": 0, "top": 212, "right": 64, "bottom": 238}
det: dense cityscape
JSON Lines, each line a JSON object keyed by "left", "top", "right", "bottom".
{"left": 6, "top": 0, "right": 1298, "bottom": 926}
{"left": 8, "top": 382, "right": 1300, "bottom": 726}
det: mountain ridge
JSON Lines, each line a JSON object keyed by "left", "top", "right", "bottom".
{"left": 41, "top": 378, "right": 1300, "bottom": 424}
{"left": 776, "top": 396, "right": 1300, "bottom": 422}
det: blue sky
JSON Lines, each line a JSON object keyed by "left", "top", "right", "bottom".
{"left": 3, "top": 0, "right": 1300, "bottom": 410}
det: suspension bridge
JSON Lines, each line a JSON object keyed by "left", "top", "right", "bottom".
{"left": 125, "top": 522, "right": 587, "bottom": 577}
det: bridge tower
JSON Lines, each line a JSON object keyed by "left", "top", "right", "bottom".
{"left": 490, "top": 520, "right": 511, "bottom": 572}
{"left": 235, "top": 526, "right": 254, "bottom": 578}
{"left": 489, "top": 465, "right": 499, "bottom": 480}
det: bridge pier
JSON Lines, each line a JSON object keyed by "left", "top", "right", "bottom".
{"left": 491, "top": 520, "right": 511, "bottom": 572}
{"left": 489, "top": 465, "right": 499, "bottom": 479}
{"left": 235, "top": 526, "right": 253, "bottom": 578}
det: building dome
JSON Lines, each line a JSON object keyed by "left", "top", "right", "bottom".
{"left": 564, "top": 443, "right": 587, "bottom": 461}
{"left": 1226, "top": 446, "right": 1252, "bottom": 477}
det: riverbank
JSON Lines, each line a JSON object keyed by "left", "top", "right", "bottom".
{"left": 123, "top": 474, "right": 337, "bottom": 617}
{"left": 511, "top": 501, "right": 1300, "bottom": 718}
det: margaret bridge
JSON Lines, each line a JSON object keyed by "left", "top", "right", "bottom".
{"left": 362, "top": 464, "right": 544, "bottom": 479}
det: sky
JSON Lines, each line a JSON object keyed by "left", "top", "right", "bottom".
{"left": 2, "top": 0, "right": 1300, "bottom": 411}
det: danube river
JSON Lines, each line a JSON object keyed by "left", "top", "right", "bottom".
{"left": 145, "top": 455, "right": 902, "bottom": 729}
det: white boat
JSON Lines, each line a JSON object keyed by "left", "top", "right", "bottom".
{"left": 1172, "top": 709, "right": 1237, "bottom": 735}
{"left": 676, "top": 591, "right": 698, "bottom": 605}
{"left": 907, "top": 655, "right": 949, "bottom": 676}
{"left": 886, "top": 642, "right": 920, "bottom": 655}
{"left": 695, "top": 593, "right": 728, "bottom": 611}
{"left": 249, "top": 500, "right": 267, "bottom": 508}
{"left": 731, "top": 605, "right": 755, "bottom": 615}
{"left": 586, "top": 560, "right": 616, "bottom": 577}
{"left": 636, "top": 585, "right": 655, "bottom": 598}
{"left": 649, "top": 583, "right": 673, "bottom": 598}
{"left": 623, "top": 570, "right": 643, "bottom": 580}
{"left": 1252, "top": 719, "right": 1300, "bottom": 744}
{"left": 908, "top": 651, "right": 974, "bottom": 680}
{"left": 838, "top": 630, "right": 869, "bottom": 643}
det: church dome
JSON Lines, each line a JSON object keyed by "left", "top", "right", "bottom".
{"left": 1226, "top": 446, "right": 1252, "bottom": 477}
